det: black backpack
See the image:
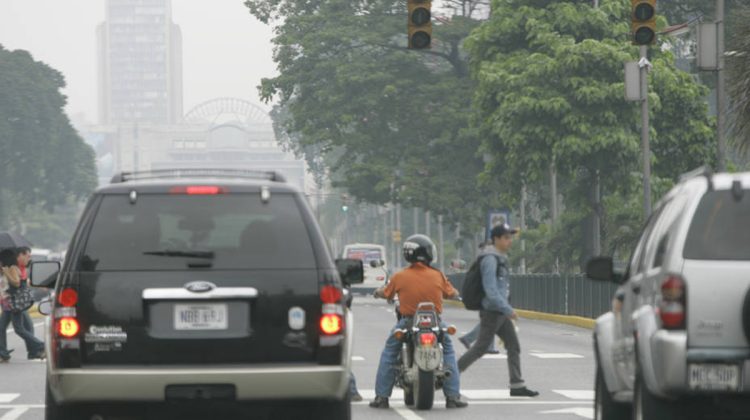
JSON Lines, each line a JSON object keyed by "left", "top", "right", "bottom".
{"left": 461, "top": 255, "right": 501, "bottom": 310}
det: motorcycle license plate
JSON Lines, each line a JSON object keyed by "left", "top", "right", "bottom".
{"left": 415, "top": 347, "right": 442, "bottom": 371}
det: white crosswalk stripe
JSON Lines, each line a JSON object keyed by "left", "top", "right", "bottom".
{"left": 530, "top": 352, "right": 585, "bottom": 359}
{"left": 355, "top": 389, "right": 594, "bottom": 401}
{"left": 0, "top": 408, "right": 29, "bottom": 420}
{"left": 0, "top": 396, "right": 19, "bottom": 404}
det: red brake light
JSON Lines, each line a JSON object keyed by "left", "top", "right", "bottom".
{"left": 169, "top": 186, "right": 226, "bottom": 195}
{"left": 419, "top": 333, "right": 437, "bottom": 346}
{"left": 58, "top": 288, "right": 78, "bottom": 307}
{"left": 320, "top": 285, "right": 342, "bottom": 304}
{"left": 320, "top": 314, "right": 343, "bottom": 335}
{"left": 659, "top": 275, "right": 686, "bottom": 330}
{"left": 58, "top": 317, "right": 80, "bottom": 338}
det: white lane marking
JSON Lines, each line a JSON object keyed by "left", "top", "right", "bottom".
{"left": 530, "top": 353, "right": 584, "bottom": 359}
{"left": 0, "top": 408, "right": 29, "bottom": 420}
{"left": 480, "top": 353, "right": 507, "bottom": 359}
{"left": 394, "top": 407, "right": 424, "bottom": 420}
{"left": 357, "top": 389, "right": 593, "bottom": 401}
{"left": 0, "top": 395, "right": 19, "bottom": 404}
{"left": 0, "top": 406, "right": 44, "bottom": 409}
{"left": 353, "top": 401, "right": 592, "bottom": 406}
{"left": 540, "top": 407, "right": 594, "bottom": 419}
{"left": 553, "top": 390, "right": 595, "bottom": 400}
{"left": 352, "top": 356, "right": 365, "bottom": 361}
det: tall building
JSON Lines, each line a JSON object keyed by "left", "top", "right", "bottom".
{"left": 97, "top": 0, "right": 183, "bottom": 124}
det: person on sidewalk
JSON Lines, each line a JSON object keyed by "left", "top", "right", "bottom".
{"left": 0, "top": 258, "right": 13, "bottom": 363}
{"left": 457, "top": 224, "right": 539, "bottom": 397}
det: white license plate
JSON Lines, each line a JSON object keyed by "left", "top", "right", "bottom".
{"left": 688, "top": 364, "right": 740, "bottom": 391}
{"left": 174, "top": 304, "right": 228, "bottom": 331}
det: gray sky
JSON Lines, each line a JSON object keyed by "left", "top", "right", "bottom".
{"left": 0, "top": 0, "right": 277, "bottom": 124}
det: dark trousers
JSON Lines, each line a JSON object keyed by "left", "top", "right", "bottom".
{"left": 457, "top": 310, "right": 525, "bottom": 388}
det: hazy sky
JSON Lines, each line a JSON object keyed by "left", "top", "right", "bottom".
{"left": 0, "top": 0, "right": 277, "bottom": 124}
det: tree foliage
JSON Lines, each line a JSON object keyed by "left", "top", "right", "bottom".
{"left": 727, "top": 2, "right": 750, "bottom": 156}
{"left": 245, "top": 0, "right": 490, "bottom": 229}
{"left": 467, "top": 0, "right": 714, "bottom": 270}
{"left": 0, "top": 45, "right": 97, "bottom": 230}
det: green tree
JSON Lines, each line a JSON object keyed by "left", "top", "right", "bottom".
{"left": 467, "top": 0, "right": 714, "bottom": 270}
{"left": 245, "top": 0, "right": 491, "bottom": 234}
{"left": 727, "top": 3, "right": 750, "bottom": 156}
{"left": 0, "top": 45, "right": 97, "bottom": 231}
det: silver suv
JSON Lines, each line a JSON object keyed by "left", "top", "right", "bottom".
{"left": 588, "top": 168, "right": 750, "bottom": 420}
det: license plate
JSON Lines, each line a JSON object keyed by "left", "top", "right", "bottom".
{"left": 174, "top": 304, "right": 228, "bottom": 331}
{"left": 688, "top": 364, "right": 740, "bottom": 391}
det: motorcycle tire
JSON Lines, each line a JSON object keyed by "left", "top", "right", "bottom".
{"left": 413, "top": 369, "right": 435, "bottom": 410}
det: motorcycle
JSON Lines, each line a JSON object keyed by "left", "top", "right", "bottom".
{"left": 392, "top": 302, "right": 456, "bottom": 410}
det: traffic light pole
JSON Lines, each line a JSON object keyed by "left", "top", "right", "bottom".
{"left": 716, "top": 0, "right": 727, "bottom": 171}
{"left": 640, "top": 45, "right": 652, "bottom": 217}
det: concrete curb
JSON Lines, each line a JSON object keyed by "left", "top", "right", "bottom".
{"left": 444, "top": 300, "right": 595, "bottom": 330}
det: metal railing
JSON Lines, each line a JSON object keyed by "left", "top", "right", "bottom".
{"left": 447, "top": 272, "right": 619, "bottom": 319}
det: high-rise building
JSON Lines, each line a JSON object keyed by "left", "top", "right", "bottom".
{"left": 97, "top": 0, "right": 183, "bottom": 124}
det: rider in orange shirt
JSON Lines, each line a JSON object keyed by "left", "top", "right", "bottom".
{"left": 369, "top": 234, "right": 468, "bottom": 409}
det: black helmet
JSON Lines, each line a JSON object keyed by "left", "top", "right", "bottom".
{"left": 403, "top": 234, "right": 436, "bottom": 264}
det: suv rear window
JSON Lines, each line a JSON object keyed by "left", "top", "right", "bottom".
{"left": 79, "top": 193, "right": 317, "bottom": 270}
{"left": 683, "top": 189, "right": 750, "bottom": 260}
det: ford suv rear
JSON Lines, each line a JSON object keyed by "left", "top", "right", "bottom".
{"left": 30, "top": 169, "right": 363, "bottom": 420}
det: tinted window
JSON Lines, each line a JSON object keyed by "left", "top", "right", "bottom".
{"left": 79, "top": 194, "right": 317, "bottom": 270}
{"left": 684, "top": 190, "right": 750, "bottom": 260}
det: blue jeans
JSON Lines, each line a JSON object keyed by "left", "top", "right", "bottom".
{"left": 349, "top": 373, "right": 359, "bottom": 396}
{"left": 0, "top": 309, "right": 44, "bottom": 357}
{"left": 374, "top": 317, "right": 460, "bottom": 398}
{"left": 461, "top": 322, "right": 498, "bottom": 352}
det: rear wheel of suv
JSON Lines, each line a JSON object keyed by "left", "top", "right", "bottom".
{"left": 594, "top": 365, "right": 630, "bottom": 420}
{"left": 632, "top": 372, "right": 680, "bottom": 420}
{"left": 45, "top": 382, "right": 82, "bottom": 420}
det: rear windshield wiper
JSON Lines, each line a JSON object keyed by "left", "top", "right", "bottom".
{"left": 143, "top": 250, "right": 215, "bottom": 259}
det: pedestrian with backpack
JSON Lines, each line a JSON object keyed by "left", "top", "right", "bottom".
{"left": 457, "top": 224, "right": 538, "bottom": 397}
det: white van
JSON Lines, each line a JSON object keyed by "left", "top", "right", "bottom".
{"left": 342, "top": 243, "right": 388, "bottom": 288}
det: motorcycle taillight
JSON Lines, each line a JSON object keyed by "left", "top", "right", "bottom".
{"left": 419, "top": 333, "right": 437, "bottom": 346}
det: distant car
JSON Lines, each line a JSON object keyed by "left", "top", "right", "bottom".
{"left": 30, "top": 168, "right": 363, "bottom": 420}
{"left": 588, "top": 169, "right": 750, "bottom": 420}
{"left": 341, "top": 243, "right": 388, "bottom": 289}
{"left": 31, "top": 248, "right": 52, "bottom": 262}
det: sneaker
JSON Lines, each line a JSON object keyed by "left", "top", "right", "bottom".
{"left": 0, "top": 355, "right": 9, "bottom": 363}
{"left": 510, "top": 387, "right": 539, "bottom": 397}
{"left": 28, "top": 351, "right": 46, "bottom": 360}
{"left": 445, "top": 396, "right": 468, "bottom": 408}
{"left": 351, "top": 393, "right": 363, "bottom": 402}
{"left": 368, "top": 396, "right": 389, "bottom": 409}
{"left": 458, "top": 336, "right": 471, "bottom": 350}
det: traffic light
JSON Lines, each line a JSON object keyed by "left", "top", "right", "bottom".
{"left": 408, "top": 0, "right": 432, "bottom": 49}
{"left": 631, "top": 0, "right": 656, "bottom": 45}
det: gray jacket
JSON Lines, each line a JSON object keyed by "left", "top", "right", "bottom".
{"left": 479, "top": 247, "right": 513, "bottom": 315}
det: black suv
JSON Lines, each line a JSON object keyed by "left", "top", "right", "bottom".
{"left": 30, "top": 169, "right": 363, "bottom": 420}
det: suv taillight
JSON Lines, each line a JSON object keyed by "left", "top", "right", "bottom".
{"left": 55, "top": 287, "right": 81, "bottom": 339}
{"left": 319, "top": 285, "right": 344, "bottom": 336}
{"left": 659, "top": 275, "right": 686, "bottom": 330}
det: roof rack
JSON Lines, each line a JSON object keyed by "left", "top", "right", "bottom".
{"left": 678, "top": 165, "right": 713, "bottom": 191}
{"left": 110, "top": 168, "right": 287, "bottom": 184}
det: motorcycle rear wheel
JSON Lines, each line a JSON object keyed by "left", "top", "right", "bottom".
{"left": 414, "top": 369, "right": 435, "bottom": 410}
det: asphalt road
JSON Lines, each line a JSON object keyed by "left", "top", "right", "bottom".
{"left": 0, "top": 296, "right": 595, "bottom": 420}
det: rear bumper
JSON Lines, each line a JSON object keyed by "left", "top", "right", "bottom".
{"left": 48, "top": 364, "right": 349, "bottom": 403}
{"left": 651, "top": 331, "right": 750, "bottom": 396}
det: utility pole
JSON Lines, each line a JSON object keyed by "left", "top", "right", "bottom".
{"left": 396, "top": 203, "right": 402, "bottom": 269}
{"left": 640, "top": 45, "right": 652, "bottom": 217}
{"left": 520, "top": 184, "right": 527, "bottom": 274}
{"left": 413, "top": 208, "right": 419, "bottom": 235}
{"left": 716, "top": 0, "right": 727, "bottom": 171}
{"left": 425, "top": 210, "right": 431, "bottom": 237}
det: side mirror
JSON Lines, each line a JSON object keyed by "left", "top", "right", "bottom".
{"left": 38, "top": 298, "right": 53, "bottom": 316}
{"left": 29, "top": 261, "right": 61, "bottom": 288}
{"left": 586, "top": 257, "right": 622, "bottom": 283}
{"left": 336, "top": 258, "right": 364, "bottom": 285}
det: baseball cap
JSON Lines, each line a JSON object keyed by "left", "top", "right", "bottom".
{"left": 490, "top": 223, "right": 518, "bottom": 238}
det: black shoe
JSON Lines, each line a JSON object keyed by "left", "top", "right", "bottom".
{"left": 369, "top": 396, "right": 389, "bottom": 408}
{"left": 0, "top": 355, "right": 9, "bottom": 363}
{"left": 28, "top": 351, "right": 46, "bottom": 360}
{"left": 458, "top": 337, "right": 471, "bottom": 350}
{"left": 351, "top": 393, "right": 363, "bottom": 402}
{"left": 446, "top": 396, "right": 468, "bottom": 408}
{"left": 486, "top": 349, "right": 500, "bottom": 354}
{"left": 510, "top": 387, "right": 539, "bottom": 397}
